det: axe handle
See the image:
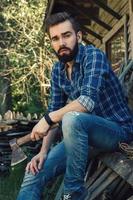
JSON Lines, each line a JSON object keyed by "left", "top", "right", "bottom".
{"left": 16, "top": 133, "right": 31, "bottom": 146}
{"left": 16, "top": 124, "right": 59, "bottom": 146}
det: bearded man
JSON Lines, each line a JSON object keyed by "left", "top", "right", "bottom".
{"left": 17, "top": 12, "right": 133, "bottom": 200}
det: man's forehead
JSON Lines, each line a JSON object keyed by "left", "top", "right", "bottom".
{"left": 49, "top": 20, "right": 74, "bottom": 36}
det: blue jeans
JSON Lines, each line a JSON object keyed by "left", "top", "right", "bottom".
{"left": 17, "top": 112, "right": 133, "bottom": 200}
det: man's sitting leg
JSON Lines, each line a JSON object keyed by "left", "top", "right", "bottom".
{"left": 17, "top": 141, "right": 66, "bottom": 200}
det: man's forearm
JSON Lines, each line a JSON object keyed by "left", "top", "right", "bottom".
{"left": 40, "top": 127, "right": 58, "bottom": 154}
{"left": 30, "top": 100, "right": 87, "bottom": 141}
{"left": 49, "top": 99, "right": 87, "bottom": 123}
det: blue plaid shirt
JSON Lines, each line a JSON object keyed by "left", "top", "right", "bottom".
{"left": 48, "top": 44, "right": 133, "bottom": 133}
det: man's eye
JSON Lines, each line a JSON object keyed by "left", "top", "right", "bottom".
{"left": 64, "top": 34, "right": 71, "bottom": 38}
{"left": 52, "top": 37, "right": 58, "bottom": 42}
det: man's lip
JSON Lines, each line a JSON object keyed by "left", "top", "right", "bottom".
{"left": 59, "top": 49, "right": 69, "bottom": 54}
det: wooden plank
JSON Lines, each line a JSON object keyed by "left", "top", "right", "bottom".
{"left": 83, "top": 26, "right": 102, "bottom": 40}
{"left": 84, "top": 160, "right": 94, "bottom": 182}
{"left": 124, "top": 15, "right": 129, "bottom": 63}
{"left": 88, "top": 168, "right": 113, "bottom": 192}
{"left": 129, "top": 50, "right": 133, "bottom": 59}
{"left": 114, "top": 179, "right": 126, "bottom": 197}
{"left": 102, "top": 15, "right": 126, "bottom": 43}
{"left": 64, "top": 0, "right": 112, "bottom": 30}
{"left": 92, "top": 0, "right": 121, "bottom": 19}
{"left": 129, "top": 14, "right": 133, "bottom": 58}
{"left": 85, "top": 163, "right": 106, "bottom": 188}
{"left": 93, "top": 0, "right": 128, "bottom": 35}
{"left": 129, "top": 0, "right": 133, "bottom": 15}
{"left": 54, "top": 179, "right": 64, "bottom": 200}
{"left": 89, "top": 172, "right": 118, "bottom": 200}
{"left": 100, "top": 152, "right": 133, "bottom": 187}
{"left": 116, "top": 182, "right": 130, "bottom": 200}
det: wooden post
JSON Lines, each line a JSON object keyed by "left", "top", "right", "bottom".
{"left": 129, "top": 0, "right": 133, "bottom": 59}
{"left": 129, "top": 0, "right": 133, "bottom": 15}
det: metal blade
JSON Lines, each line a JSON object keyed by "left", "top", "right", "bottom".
{"left": 10, "top": 138, "right": 27, "bottom": 166}
{"left": 11, "top": 146, "right": 27, "bottom": 166}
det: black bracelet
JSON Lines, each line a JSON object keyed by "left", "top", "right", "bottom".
{"left": 44, "top": 114, "right": 55, "bottom": 126}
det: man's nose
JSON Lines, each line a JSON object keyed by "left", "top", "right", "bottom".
{"left": 59, "top": 37, "right": 66, "bottom": 46}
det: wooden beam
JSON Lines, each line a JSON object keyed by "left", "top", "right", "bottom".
{"left": 82, "top": 8, "right": 112, "bottom": 30}
{"left": 100, "top": 150, "right": 133, "bottom": 187}
{"left": 102, "top": 15, "right": 127, "bottom": 44}
{"left": 43, "top": 0, "right": 55, "bottom": 31}
{"left": 129, "top": 13, "right": 133, "bottom": 59}
{"left": 47, "top": 0, "right": 55, "bottom": 16}
{"left": 83, "top": 26, "right": 102, "bottom": 41}
{"left": 70, "top": 0, "right": 112, "bottom": 30}
{"left": 129, "top": 0, "right": 133, "bottom": 15}
{"left": 124, "top": 15, "right": 128, "bottom": 64}
{"left": 92, "top": 0, "right": 121, "bottom": 20}
{"left": 55, "top": 0, "right": 112, "bottom": 30}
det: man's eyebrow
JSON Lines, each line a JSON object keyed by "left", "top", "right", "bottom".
{"left": 51, "top": 31, "right": 72, "bottom": 40}
{"left": 51, "top": 35, "right": 58, "bottom": 40}
{"left": 62, "top": 31, "right": 72, "bottom": 35}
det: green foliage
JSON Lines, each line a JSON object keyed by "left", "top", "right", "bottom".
{"left": 0, "top": 0, "right": 54, "bottom": 114}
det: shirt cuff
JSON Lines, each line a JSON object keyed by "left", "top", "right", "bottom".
{"left": 77, "top": 95, "right": 95, "bottom": 112}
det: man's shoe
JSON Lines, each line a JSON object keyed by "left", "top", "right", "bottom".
{"left": 61, "top": 188, "right": 88, "bottom": 200}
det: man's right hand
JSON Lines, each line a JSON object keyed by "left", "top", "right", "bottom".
{"left": 31, "top": 117, "right": 50, "bottom": 141}
{"left": 26, "top": 152, "right": 47, "bottom": 175}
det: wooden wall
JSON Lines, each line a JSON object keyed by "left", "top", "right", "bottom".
{"left": 97, "top": 0, "right": 133, "bottom": 61}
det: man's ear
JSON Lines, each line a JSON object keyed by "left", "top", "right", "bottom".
{"left": 77, "top": 31, "right": 82, "bottom": 43}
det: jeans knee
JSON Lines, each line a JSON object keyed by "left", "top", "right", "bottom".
{"left": 62, "top": 112, "right": 81, "bottom": 137}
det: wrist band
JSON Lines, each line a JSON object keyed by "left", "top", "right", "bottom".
{"left": 44, "top": 114, "right": 55, "bottom": 126}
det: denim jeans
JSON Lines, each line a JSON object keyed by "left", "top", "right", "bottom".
{"left": 17, "top": 112, "right": 133, "bottom": 200}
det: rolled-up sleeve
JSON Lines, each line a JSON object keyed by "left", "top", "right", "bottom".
{"left": 77, "top": 95, "right": 95, "bottom": 112}
{"left": 77, "top": 49, "right": 108, "bottom": 112}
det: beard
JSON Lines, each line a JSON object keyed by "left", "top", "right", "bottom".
{"left": 54, "top": 42, "right": 79, "bottom": 63}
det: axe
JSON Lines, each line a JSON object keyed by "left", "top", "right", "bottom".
{"left": 9, "top": 133, "right": 32, "bottom": 166}
{"left": 9, "top": 124, "right": 58, "bottom": 166}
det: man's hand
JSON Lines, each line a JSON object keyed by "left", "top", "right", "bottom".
{"left": 26, "top": 152, "right": 47, "bottom": 175}
{"left": 31, "top": 117, "right": 50, "bottom": 141}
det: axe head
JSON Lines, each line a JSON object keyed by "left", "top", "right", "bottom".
{"left": 9, "top": 138, "right": 27, "bottom": 166}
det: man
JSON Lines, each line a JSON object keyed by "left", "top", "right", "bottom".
{"left": 17, "top": 12, "right": 133, "bottom": 200}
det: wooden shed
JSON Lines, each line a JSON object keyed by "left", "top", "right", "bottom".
{"left": 45, "top": 0, "right": 133, "bottom": 72}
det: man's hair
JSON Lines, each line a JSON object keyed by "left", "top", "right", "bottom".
{"left": 45, "top": 12, "right": 80, "bottom": 34}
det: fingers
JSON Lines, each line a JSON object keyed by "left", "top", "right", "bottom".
{"left": 30, "top": 118, "right": 50, "bottom": 141}
{"left": 26, "top": 162, "right": 31, "bottom": 173}
{"left": 25, "top": 160, "right": 39, "bottom": 175}
{"left": 31, "top": 131, "right": 48, "bottom": 141}
{"left": 31, "top": 132, "right": 43, "bottom": 141}
{"left": 38, "top": 160, "right": 43, "bottom": 170}
{"left": 38, "top": 156, "right": 45, "bottom": 170}
{"left": 31, "top": 158, "right": 39, "bottom": 174}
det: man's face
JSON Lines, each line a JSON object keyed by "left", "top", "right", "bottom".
{"left": 49, "top": 20, "right": 82, "bottom": 63}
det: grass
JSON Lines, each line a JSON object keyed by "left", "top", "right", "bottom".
{"left": 0, "top": 149, "right": 63, "bottom": 200}
{"left": 0, "top": 161, "right": 26, "bottom": 200}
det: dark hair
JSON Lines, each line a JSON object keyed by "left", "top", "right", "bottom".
{"left": 45, "top": 12, "right": 80, "bottom": 34}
